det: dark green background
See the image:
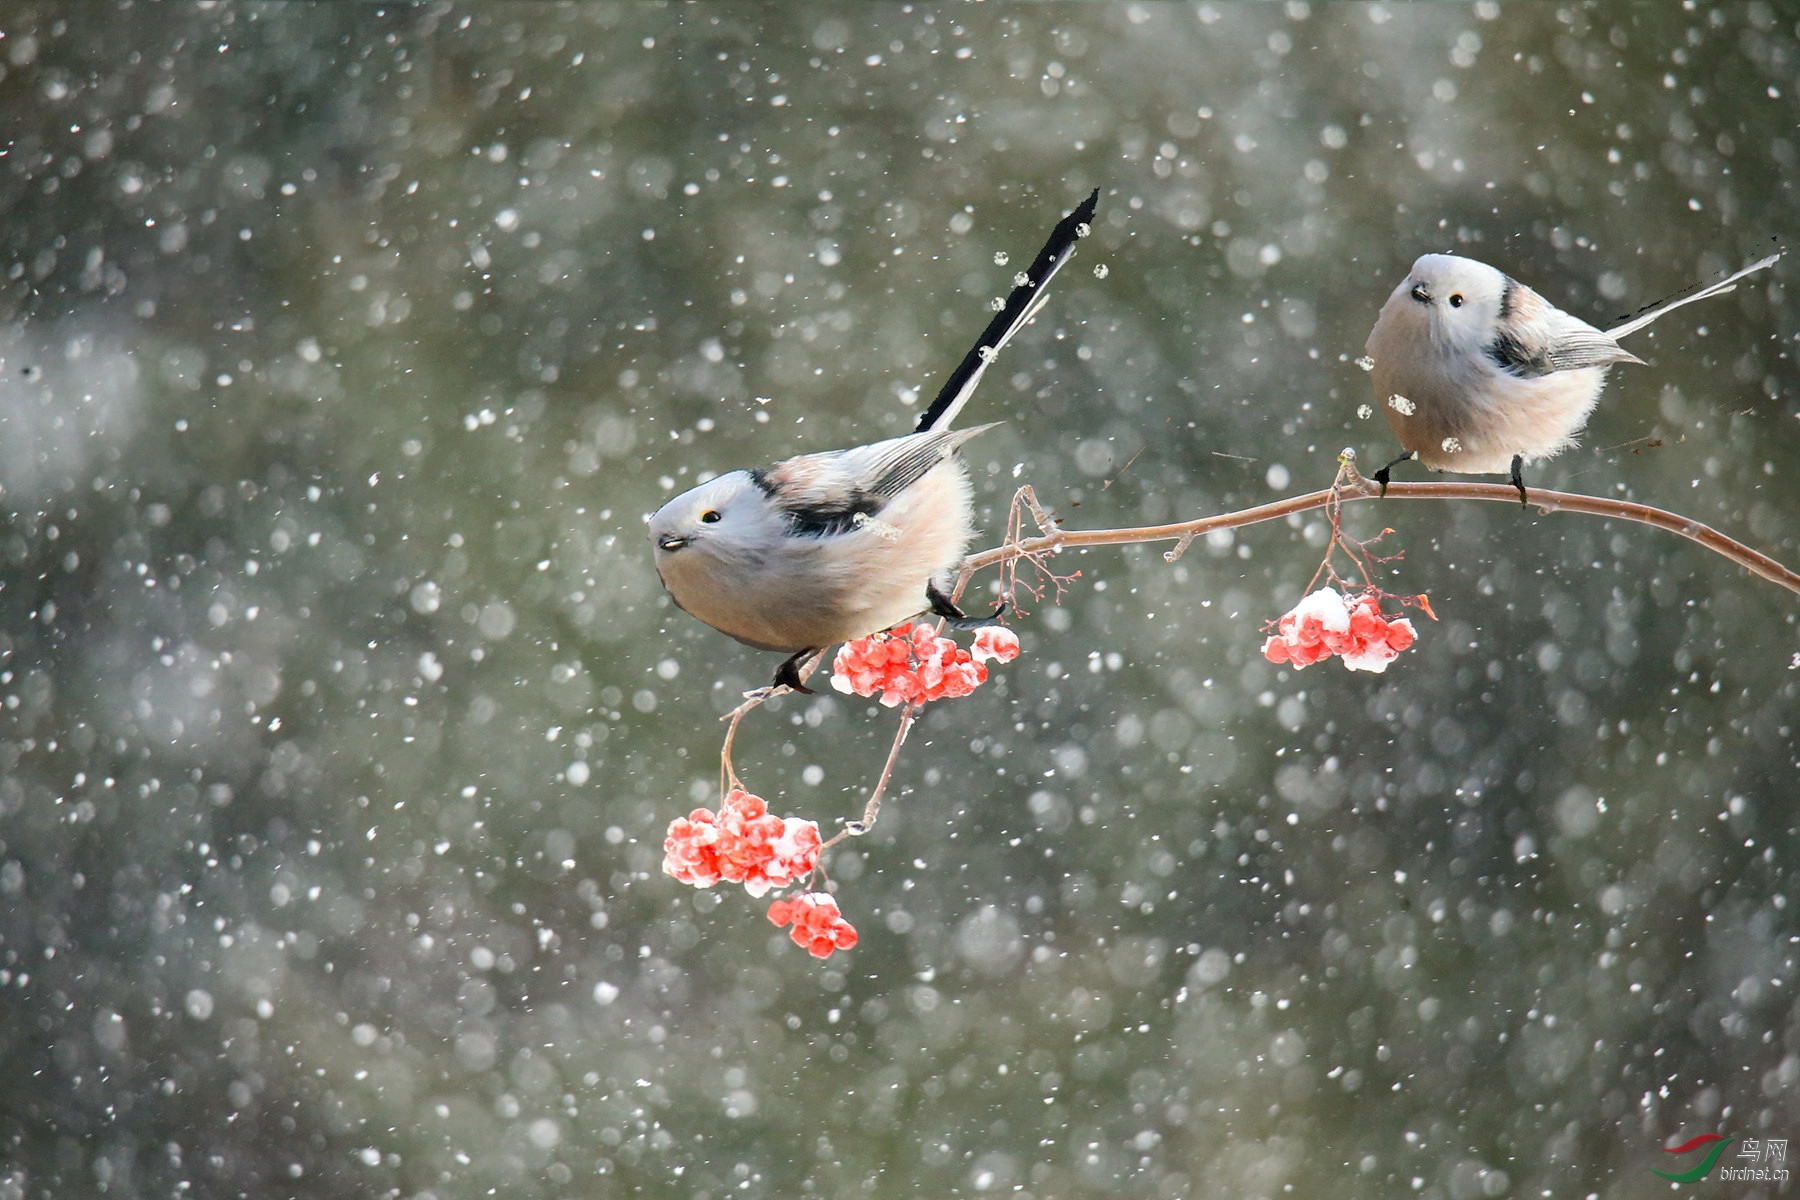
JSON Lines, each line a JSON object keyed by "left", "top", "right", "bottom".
{"left": 0, "top": 4, "right": 1795, "bottom": 1198}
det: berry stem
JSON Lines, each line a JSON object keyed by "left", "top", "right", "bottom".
{"left": 821, "top": 702, "right": 918, "bottom": 850}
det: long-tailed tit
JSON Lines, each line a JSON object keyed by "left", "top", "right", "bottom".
{"left": 649, "top": 189, "right": 1099, "bottom": 690}
{"left": 1364, "top": 249, "right": 1782, "bottom": 502}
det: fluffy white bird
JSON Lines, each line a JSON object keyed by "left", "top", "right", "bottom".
{"left": 1364, "top": 249, "right": 1782, "bottom": 499}
{"left": 648, "top": 422, "right": 993, "bottom": 655}
{"left": 649, "top": 189, "right": 1098, "bottom": 690}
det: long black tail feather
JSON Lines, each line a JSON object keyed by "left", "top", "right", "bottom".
{"left": 914, "top": 187, "right": 1100, "bottom": 433}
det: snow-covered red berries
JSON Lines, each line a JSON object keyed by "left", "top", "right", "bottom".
{"left": 766, "top": 892, "right": 859, "bottom": 959}
{"left": 1262, "top": 587, "right": 1418, "bottom": 673}
{"left": 662, "top": 787, "right": 822, "bottom": 897}
{"left": 831, "top": 622, "right": 1018, "bottom": 707}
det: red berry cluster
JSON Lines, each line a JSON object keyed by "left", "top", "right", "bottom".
{"left": 831, "top": 622, "right": 1021, "bottom": 707}
{"left": 664, "top": 623, "right": 1025, "bottom": 963}
{"left": 1262, "top": 586, "right": 1417, "bottom": 673}
{"left": 662, "top": 787, "right": 822, "bottom": 897}
{"left": 767, "top": 892, "right": 859, "bottom": 959}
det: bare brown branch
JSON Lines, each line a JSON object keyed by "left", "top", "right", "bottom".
{"left": 958, "top": 453, "right": 1800, "bottom": 596}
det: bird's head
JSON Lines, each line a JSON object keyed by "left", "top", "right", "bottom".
{"left": 647, "top": 469, "right": 799, "bottom": 583}
{"left": 1398, "top": 253, "right": 1513, "bottom": 352}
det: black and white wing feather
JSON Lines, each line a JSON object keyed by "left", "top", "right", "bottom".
{"left": 1489, "top": 321, "right": 1642, "bottom": 376}
{"left": 753, "top": 425, "right": 995, "bottom": 537}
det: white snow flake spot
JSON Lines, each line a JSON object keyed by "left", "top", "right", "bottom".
{"left": 1387, "top": 394, "right": 1416, "bottom": 416}
{"left": 852, "top": 512, "right": 902, "bottom": 541}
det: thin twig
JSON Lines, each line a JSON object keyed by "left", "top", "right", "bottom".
{"left": 717, "top": 653, "right": 820, "bottom": 800}
{"left": 982, "top": 483, "right": 1081, "bottom": 613}
{"left": 820, "top": 703, "right": 918, "bottom": 850}
{"left": 958, "top": 452, "right": 1800, "bottom": 596}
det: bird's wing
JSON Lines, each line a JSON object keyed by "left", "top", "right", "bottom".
{"left": 1489, "top": 314, "right": 1641, "bottom": 377}
{"left": 1541, "top": 320, "right": 1645, "bottom": 371}
{"left": 756, "top": 425, "right": 995, "bottom": 537}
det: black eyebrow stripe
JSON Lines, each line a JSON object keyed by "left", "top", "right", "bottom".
{"left": 1498, "top": 275, "right": 1519, "bottom": 322}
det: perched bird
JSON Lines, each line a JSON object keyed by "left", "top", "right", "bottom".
{"left": 1364, "top": 249, "right": 1782, "bottom": 501}
{"left": 649, "top": 189, "right": 1099, "bottom": 690}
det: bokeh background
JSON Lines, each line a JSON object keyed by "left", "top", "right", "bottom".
{"left": 1, "top": 4, "right": 1797, "bottom": 1198}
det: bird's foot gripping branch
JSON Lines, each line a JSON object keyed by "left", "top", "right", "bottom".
{"left": 664, "top": 449, "right": 1800, "bottom": 965}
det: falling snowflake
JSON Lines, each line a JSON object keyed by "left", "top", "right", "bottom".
{"left": 851, "top": 511, "right": 902, "bottom": 542}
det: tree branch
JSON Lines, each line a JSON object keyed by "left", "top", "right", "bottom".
{"left": 958, "top": 453, "right": 1800, "bottom": 596}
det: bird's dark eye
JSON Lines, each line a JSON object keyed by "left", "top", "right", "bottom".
{"left": 700, "top": 510, "right": 721, "bottom": 524}
{"left": 1449, "top": 293, "right": 1464, "bottom": 308}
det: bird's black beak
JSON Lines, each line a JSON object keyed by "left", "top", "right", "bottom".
{"left": 1409, "top": 282, "right": 1431, "bottom": 303}
{"left": 656, "top": 534, "right": 692, "bottom": 552}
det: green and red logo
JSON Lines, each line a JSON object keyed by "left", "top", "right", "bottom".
{"left": 1651, "top": 1134, "right": 1734, "bottom": 1182}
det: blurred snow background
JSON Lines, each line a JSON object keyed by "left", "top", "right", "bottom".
{"left": 0, "top": 4, "right": 1795, "bottom": 1198}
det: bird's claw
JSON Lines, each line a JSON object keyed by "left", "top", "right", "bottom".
{"left": 926, "top": 580, "right": 1007, "bottom": 629}
{"left": 1372, "top": 450, "right": 1415, "bottom": 497}
{"left": 771, "top": 650, "right": 818, "bottom": 695}
{"left": 1509, "top": 453, "right": 1529, "bottom": 509}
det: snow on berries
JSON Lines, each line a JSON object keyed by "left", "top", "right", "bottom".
{"left": 661, "top": 787, "right": 822, "bottom": 898}
{"left": 1261, "top": 586, "right": 1419, "bottom": 674}
{"left": 766, "top": 892, "right": 859, "bottom": 959}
